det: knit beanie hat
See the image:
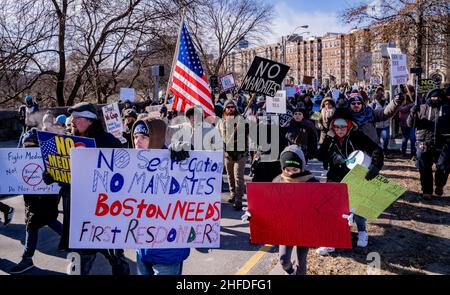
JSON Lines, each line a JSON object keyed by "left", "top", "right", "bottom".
{"left": 280, "top": 145, "right": 306, "bottom": 171}
{"left": 133, "top": 121, "right": 149, "bottom": 137}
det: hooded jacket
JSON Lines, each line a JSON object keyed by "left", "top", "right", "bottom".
{"left": 273, "top": 146, "right": 318, "bottom": 183}
{"left": 318, "top": 109, "right": 384, "bottom": 182}
{"left": 407, "top": 92, "right": 450, "bottom": 147}
{"left": 131, "top": 117, "right": 191, "bottom": 265}
{"left": 318, "top": 98, "right": 336, "bottom": 144}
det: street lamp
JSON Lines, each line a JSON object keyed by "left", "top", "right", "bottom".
{"left": 281, "top": 25, "right": 309, "bottom": 86}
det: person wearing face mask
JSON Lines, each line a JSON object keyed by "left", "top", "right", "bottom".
{"left": 407, "top": 88, "right": 450, "bottom": 200}
{"left": 317, "top": 108, "right": 384, "bottom": 255}
{"left": 122, "top": 108, "right": 138, "bottom": 148}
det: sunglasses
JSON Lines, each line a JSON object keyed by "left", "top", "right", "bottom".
{"left": 226, "top": 106, "right": 235, "bottom": 109}
{"left": 351, "top": 102, "right": 362, "bottom": 106}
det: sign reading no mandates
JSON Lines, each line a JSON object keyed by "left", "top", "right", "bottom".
{"left": 240, "top": 56, "right": 290, "bottom": 97}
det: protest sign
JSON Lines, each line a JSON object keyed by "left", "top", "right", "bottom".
{"left": 331, "top": 89, "right": 340, "bottom": 101}
{"left": 37, "top": 131, "right": 96, "bottom": 184}
{"left": 418, "top": 79, "right": 440, "bottom": 94}
{"left": 240, "top": 56, "right": 290, "bottom": 97}
{"left": 390, "top": 53, "right": 409, "bottom": 86}
{"left": 341, "top": 164, "right": 406, "bottom": 220}
{"left": 285, "top": 86, "right": 297, "bottom": 98}
{"left": 266, "top": 90, "right": 287, "bottom": 114}
{"left": 302, "top": 76, "right": 313, "bottom": 85}
{"left": 246, "top": 182, "right": 351, "bottom": 248}
{"left": 120, "top": 88, "right": 135, "bottom": 102}
{"left": 279, "top": 109, "right": 293, "bottom": 127}
{"left": 219, "top": 73, "right": 236, "bottom": 93}
{"left": 0, "top": 148, "right": 59, "bottom": 195}
{"left": 69, "top": 148, "right": 223, "bottom": 249}
{"left": 102, "top": 103, "right": 126, "bottom": 144}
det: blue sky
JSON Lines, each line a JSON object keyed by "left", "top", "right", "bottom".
{"left": 265, "top": 0, "right": 366, "bottom": 43}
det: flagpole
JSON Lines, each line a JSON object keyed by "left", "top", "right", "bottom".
{"left": 164, "top": 8, "right": 187, "bottom": 106}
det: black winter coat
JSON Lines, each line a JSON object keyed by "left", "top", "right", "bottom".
{"left": 318, "top": 130, "right": 384, "bottom": 182}
{"left": 24, "top": 194, "right": 60, "bottom": 230}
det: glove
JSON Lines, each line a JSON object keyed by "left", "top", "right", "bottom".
{"left": 365, "top": 165, "right": 380, "bottom": 181}
{"left": 168, "top": 141, "right": 191, "bottom": 163}
{"left": 241, "top": 208, "right": 252, "bottom": 222}
{"left": 410, "top": 104, "right": 420, "bottom": 115}
{"left": 331, "top": 153, "right": 346, "bottom": 165}
{"left": 42, "top": 170, "right": 56, "bottom": 185}
{"left": 342, "top": 208, "right": 356, "bottom": 226}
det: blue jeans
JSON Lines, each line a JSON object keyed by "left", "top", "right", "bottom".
{"left": 355, "top": 215, "right": 366, "bottom": 232}
{"left": 376, "top": 127, "right": 390, "bottom": 151}
{"left": 401, "top": 126, "right": 416, "bottom": 155}
{"left": 136, "top": 259, "right": 183, "bottom": 275}
{"left": 23, "top": 219, "right": 63, "bottom": 258}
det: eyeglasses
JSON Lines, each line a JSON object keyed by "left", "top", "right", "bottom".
{"left": 350, "top": 102, "right": 362, "bottom": 106}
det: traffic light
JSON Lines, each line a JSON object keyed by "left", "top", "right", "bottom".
{"left": 151, "top": 65, "right": 164, "bottom": 77}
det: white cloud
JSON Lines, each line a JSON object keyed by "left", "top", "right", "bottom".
{"left": 261, "top": 1, "right": 354, "bottom": 44}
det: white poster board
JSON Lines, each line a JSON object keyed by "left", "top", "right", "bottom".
{"left": 219, "top": 73, "right": 236, "bottom": 93}
{"left": 102, "top": 103, "right": 126, "bottom": 144}
{"left": 0, "top": 148, "right": 59, "bottom": 194}
{"left": 266, "top": 90, "right": 287, "bottom": 114}
{"left": 120, "top": 88, "right": 135, "bottom": 102}
{"left": 70, "top": 148, "right": 223, "bottom": 249}
{"left": 390, "top": 53, "right": 408, "bottom": 86}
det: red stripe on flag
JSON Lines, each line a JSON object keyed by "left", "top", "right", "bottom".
{"left": 174, "top": 66, "right": 212, "bottom": 101}
{"left": 172, "top": 77, "right": 214, "bottom": 112}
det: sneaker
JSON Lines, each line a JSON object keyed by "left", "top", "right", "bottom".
{"left": 3, "top": 207, "right": 14, "bottom": 225}
{"left": 10, "top": 258, "right": 34, "bottom": 274}
{"left": 357, "top": 231, "right": 369, "bottom": 247}
{"left": 435, "top": 187, "right": 444, "bottom": 197}
{"left": 316, "top": 247, "right": 335, "bottom": 256}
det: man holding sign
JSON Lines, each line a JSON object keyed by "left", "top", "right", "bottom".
{"left": 42, "top": 102, "right": 130, "bottom": 275}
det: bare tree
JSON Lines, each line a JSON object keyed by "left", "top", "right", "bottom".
{"left": 186, "top": 0, "right": 274, "bottom": 77}
{"left": 0, "top": 0, "right": 196, "bottom": 107}
{"left": 341, "top": 0, "right": 450, "bottom": 78}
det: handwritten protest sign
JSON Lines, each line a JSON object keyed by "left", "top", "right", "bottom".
{"left": 266, "top": 90, "right": 287, "bottom": 114}
{"left": 390, "top": 53, "right": 408, "bottom": 86}
{"left": 0, "top": 148, "right": 59, "bottom": 195}
{"left": 69, "top": 148, "right": 223, "bottom": 249}
{"left": 102, "top": 103, "right": 126, "bottom": 144}
{"left": 37, "top": 131, "right": 96, "bottom": 184}
{"left": 240, "top": 56, "right": 290, "bottom": 97}
{"left": 246, "top": 182, "right": 352, "bottom": 248}
{"left": 120, "top": 88, "right": 135, "bottom": 102}
{"left": 418, "top": 79, "right": 439, "bottom": 94}
{"left": 219, "top": 73, "right": 236, "bottom": 93}
{"left": 341, "top": 164, "right": 406, "bottom": 220}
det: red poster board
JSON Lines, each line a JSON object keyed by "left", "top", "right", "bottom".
{"left": 246, "top": 182, "right": 352, "bottom": 248}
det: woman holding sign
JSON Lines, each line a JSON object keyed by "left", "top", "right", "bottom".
{"left": 131, "top": 117, "right": 191, "bottom": 275}
{"left": 317, "top": 108, "right": 384, "bottom": 255}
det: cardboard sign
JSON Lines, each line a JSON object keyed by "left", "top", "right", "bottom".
{"left": 390, "top": 53, "right": 408, "bottom": 86}
{"left": 69, "top": 148, "right": 223, "bottom": 249}
{"left": 37, "top": 131, "right": 96, "bottom": 184}
{"left": 219, "top": 73, "right": 236, "bottom": 93}
{"left": 0, "top": 148, "right": 60, "bottom": 195}
{"left": 120, "top": 88, "right": 135, "bottom": 102}
{"left": 102, "top": 103, "right": 126, "bottom": 144}
{"left": 303, "top": 76, "right": 313, "bottom": 85}
{"left": 240, "top": 56, "right": 290, "bottom": 97}
{"left": 266, "top": 90, "right": 287, "bottom": 114}
{"left": 246, "top": 182, "right": 352, "bottom": 248}
{"left": 341, "top": 164, "right": 406, "bottom": 220}
{"left": 418, "top": 79, "right": 439, "bottom": 94}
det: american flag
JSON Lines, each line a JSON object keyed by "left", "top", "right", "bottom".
{"left": 40, "top": 137, "right": 57, "bottom": 166}
{"left": 169, "top": 23, "right": 215, "bottom": 117}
